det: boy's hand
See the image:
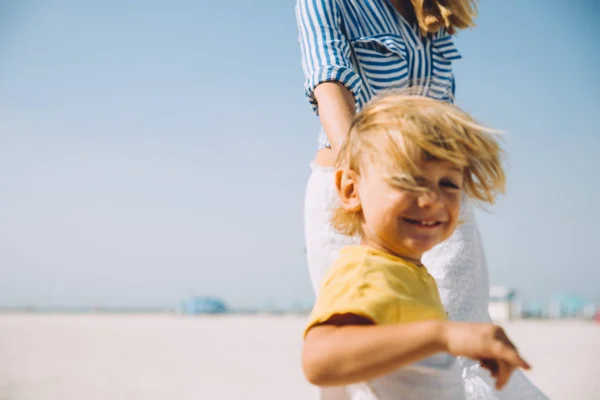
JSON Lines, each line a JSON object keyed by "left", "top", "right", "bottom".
{"left": 442, "top": 322, "right": 531, "bottom": 390}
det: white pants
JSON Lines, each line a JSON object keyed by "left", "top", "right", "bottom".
{"left": 303, "top": 163, "right": 549, "bottom": 400}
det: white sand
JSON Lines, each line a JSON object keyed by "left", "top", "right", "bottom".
{"left": 0, "top": 313, "right": 598, "bottom": 400}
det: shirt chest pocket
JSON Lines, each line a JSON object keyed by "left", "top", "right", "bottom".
{"left": 350, "top": 35, "right": 409, "bottom": 97}
{"left": 429, "top": 35, "right": 462, "bottom": 101}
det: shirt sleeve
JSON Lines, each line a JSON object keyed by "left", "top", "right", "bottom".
{"left": 304, "top": 261, "right": 400, "bottom": 337}
{"left": 295, "top": 0, "right": 362, "bottom": 114}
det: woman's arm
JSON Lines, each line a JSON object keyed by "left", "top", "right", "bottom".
{"left": 303, "top": 314, "right": 529, "bottom": 389}
{"left": 295, "top": 0, "right": 362, "bottom": 153}
{"left": 313, "top": 82, "right": 355, "bottom": 154}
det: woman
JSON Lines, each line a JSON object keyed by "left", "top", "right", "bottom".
{"left": 295, "top": 0, "right": 548, "bottom": 398}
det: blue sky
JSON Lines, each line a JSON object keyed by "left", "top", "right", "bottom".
{"left": 1, "top": 1, "right": 598, "bottom": 309}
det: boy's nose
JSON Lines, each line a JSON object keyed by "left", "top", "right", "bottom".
{"left": 417, "top": 189, "right": 443, "bottom": 210}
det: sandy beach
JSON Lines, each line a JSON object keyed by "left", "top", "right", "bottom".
{"left": 0, "top": 313, "right": 598, "bottom": 400}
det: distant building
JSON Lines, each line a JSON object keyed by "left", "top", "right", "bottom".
{"left": 180, "top": 297, "right": 228, "bottom": 315}
{"left": 520, "top": 302, "right": 544, "bottom": 319}
{"left": 582, "top": 304, "right": 597, "bottom": 320}
{"left": 549, "top": 293, "right": 593, "bottom": 319}
{"left": 488, "top": 286, "right": 517, "bottom": 322}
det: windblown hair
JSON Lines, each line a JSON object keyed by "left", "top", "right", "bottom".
{"left": 331, "top": 89, "right": 505, "bottom": 237}
{"left": 410, "top": 0, "right": 478, "bottom": 34}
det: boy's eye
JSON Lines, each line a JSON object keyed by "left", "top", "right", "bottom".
{"left": 440, "top": 180, "right": 461, "bottom": 189}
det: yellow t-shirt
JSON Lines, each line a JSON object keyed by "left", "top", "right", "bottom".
{"left": 305, "top": 245, "right": 448, "bottom": 337}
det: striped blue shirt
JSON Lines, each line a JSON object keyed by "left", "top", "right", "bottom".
{"left": 295, "top": 0, "right": 462, "bottom": 149}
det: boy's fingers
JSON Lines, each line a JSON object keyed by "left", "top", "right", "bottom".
{"left": 495, "top": 360, "right": 515, "bottom": 390}
{"left": 490, "top": 339, "right": 530, "bottom": 370}
{"left": 480, "top": 359, "right": 498, "bottom": 376}
{"left": 494, "top": 361, "right": 506, "bottom": 390}
{"left": 501, "top": 348, "right": 531, "bottom": 370}
{"left": 520, "top": 357, "right": 532, "bottom": 370}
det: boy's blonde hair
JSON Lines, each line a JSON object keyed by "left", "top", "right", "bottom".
{"left": 411, "top": 0, "right": 478, "bottom": 35}
{"left": 332, "top": 90, "right": 505, "bottom": 237}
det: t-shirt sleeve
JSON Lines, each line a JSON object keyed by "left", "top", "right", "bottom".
{"left": 295, "top": 0, "right": 362, "bottom": 115}
{"left": 304, "top": 260, "right": 400, "bottom": 337}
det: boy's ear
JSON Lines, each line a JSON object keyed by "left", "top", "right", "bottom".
{"left": 335, "top": 169, "right": 362, "bottom": 212}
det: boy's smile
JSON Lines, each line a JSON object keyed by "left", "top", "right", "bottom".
{"left": 337, "top": 159, "right": 463, "bottom": 263}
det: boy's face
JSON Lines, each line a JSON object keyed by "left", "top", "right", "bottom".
{"left": 338, "top": 159, "right": 463, "bottom": 262}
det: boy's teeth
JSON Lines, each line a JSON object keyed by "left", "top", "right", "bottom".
{"left": 405, "top": 218, "right": 439, "bottom": 226}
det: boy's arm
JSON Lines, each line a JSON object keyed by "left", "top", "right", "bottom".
{"left": 302, "top": 313, "right": 446, "bottom": 386}
{"left": 302, "top": 314, "right": 529, "bottom": 389}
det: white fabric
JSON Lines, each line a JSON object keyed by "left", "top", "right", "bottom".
{"left": 304, "top": 163, "right": 549, "bottom": 399}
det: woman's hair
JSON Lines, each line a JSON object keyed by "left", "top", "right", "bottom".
{"left": 331, "top": 89, "right": 505, "bottom": 237}
{"left": 410, "top": 0, "right": 478, "bottom": 34}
